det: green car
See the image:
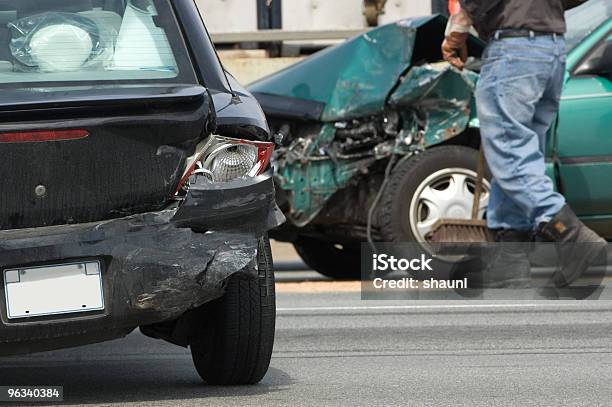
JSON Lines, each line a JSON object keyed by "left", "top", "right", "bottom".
{"left": 250, "top": 0, "right": 612, "bottom": 279}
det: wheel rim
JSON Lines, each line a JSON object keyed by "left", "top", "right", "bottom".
{"left": 409, "top": 168, "right": 490, "bottom": 248}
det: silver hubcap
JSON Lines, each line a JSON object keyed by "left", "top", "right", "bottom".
{"left": 409, "top": 168, "right": 490, "bottom": 242}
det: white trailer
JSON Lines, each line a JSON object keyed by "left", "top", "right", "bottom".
{"left": 197, "top": 0, "right": 432, "bottom": 35}
{"left": 282, "top": 0, "right": 431, "bottom": 31}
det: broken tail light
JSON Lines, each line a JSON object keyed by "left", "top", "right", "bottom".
{"left": 175, "top": 135, "right": 274, "bottom": 196}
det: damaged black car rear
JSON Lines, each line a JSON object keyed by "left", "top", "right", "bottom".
{"left": 0, "top": 0, "right": 283, "bottom": 385}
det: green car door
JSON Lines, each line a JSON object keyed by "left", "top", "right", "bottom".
{"left": 555, "top": 7, "right": 612, "bottom": 236}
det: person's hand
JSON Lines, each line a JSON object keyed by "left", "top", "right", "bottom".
{"left": 442, "top": 32, "right": 469, "bottom": 70}
{"left": 442, "top": 8, "right": 472, "bottom": 70}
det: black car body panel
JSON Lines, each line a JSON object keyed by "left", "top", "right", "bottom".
{"left": 211, "top": 76, "right": 271, "bottom": 140}
{"left": 0, "top": 85, "right": 208, "bottom": 113}
{"left": 173, "top": 171, "right": 283, "bottom": 232}
{"left": 0, "top": 85, "right": 210, "bottom": 230}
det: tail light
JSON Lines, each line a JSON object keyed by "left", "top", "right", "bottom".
{"left": 175, "top": 135, "right": 274, "bottom": 196}
{"left": 0, "top": 129, "right": 88, "bottom": 143}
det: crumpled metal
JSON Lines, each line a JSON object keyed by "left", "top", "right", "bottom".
{"left": 389, "top": 62, "right": 479, "bottom": 145}
{"left": 0, "top": 210, "right": 259, "bottom": 323}
{"left": 251, "top": 15, "right": 484, "bottom": 226}
{"left": 250, "top": 17, "right": 444, "bottom": 122}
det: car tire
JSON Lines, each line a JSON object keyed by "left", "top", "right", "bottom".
{"left": 190, "top": 236, "right": 275, "bottom": 385}
{"left": 378, "top": 145, "right": 491, "bottom": 247}
{"left": 293, "top": 237, "right": 361, "bottom": 280}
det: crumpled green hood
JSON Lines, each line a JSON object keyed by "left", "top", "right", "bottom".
{"left": 250, "top": 15, "right": 482, "bottom": 123}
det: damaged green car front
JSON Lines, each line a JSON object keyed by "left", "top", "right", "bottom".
{"left": 250, "top": 15, "right": 484, "bottom": 253}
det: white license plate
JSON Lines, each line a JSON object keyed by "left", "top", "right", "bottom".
{"left": 4, "top": 261, "right": 104, "bottom": 319}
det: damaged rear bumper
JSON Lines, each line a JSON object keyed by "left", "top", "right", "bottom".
{"left": 0, "top": 171, "right": 284, "bottom": 355}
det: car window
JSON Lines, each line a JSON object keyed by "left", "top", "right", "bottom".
{"left": 576, "top": 33, "right": 612, "bottom": 76}
{"left": 0, "top": 0, "right": 196, "bottom": 86}
{"left": 565, "top": 0, "right": 612, "bottom": 51}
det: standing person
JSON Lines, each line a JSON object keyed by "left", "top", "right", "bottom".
{"left": 441, "top": 0, "right": 607, "bottom": 288}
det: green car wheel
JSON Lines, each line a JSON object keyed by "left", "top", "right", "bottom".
{"left": 379, "top": 146, "right": 491, "bottom": 253}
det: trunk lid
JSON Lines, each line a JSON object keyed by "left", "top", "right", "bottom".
{"left": 0, "top": 85, "right": 212, "bottom": 230}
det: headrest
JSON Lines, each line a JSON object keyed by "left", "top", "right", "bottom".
{"left": 29, "top": 23, "right": 94, "bottom": 72}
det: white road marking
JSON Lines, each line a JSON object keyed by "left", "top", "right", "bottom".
{"left": 277, "top": 303, "right": 602, "bottom": 312}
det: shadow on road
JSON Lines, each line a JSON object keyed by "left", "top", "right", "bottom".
{"left": 0, "top": 333, "right": 294, "bottom": 405}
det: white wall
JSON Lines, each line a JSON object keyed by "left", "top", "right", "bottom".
{"left": 195, "top": 0, "right": 258, "bottom": 33}
{"left": 379, "top": 0, "right": 432, "bottom": 25}
{"left": 283, "top": 0, "right": 432, "bottom": 31}
{"left": 283, "top": 1, "right": 366, "bottom": 31}
{"left": 197, "top": 0, "right": 432, "bottom": 33}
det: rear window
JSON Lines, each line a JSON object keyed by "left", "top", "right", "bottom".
{"left": 0, "top": 0, "right": 196, "bottom": 86}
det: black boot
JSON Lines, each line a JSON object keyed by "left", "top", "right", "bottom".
{"left": 485, "top": 229, "right": 532, "bottom": 288}
{"left": 536, "top": 205, "right": 607, "bottom": 288}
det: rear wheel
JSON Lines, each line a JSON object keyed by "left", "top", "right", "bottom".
{"left": 293, "top": 237, "right": 361, "bottom": 280}
{"left": 190, "top": 237, "right": 275, "bottom": 385}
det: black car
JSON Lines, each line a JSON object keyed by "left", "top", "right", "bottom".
{"left": 0, "top": 0, "right": 284, "bottom": 385}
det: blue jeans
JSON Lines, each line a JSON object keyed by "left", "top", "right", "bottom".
{"left": 476, "top": 33, "right": 567, "bottom": 231}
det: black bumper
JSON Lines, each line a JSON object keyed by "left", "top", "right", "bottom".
{"left": 0, "top": 171, "right": 284, "bottom": 355}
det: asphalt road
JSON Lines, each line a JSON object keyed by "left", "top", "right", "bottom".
{"left": 3, "top": 271, "right": 612, "bottom": 406}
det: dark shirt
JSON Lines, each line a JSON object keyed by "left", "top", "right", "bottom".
{"left": 459, "top": 0, "right": 588, "bottom": 40}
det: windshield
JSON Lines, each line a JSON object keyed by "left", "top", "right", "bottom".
{"left": 566, "top": 0, "right": 612, "bottom": 51}
{"left": 0, "top": 0, "right": 196, "bottom": 86}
